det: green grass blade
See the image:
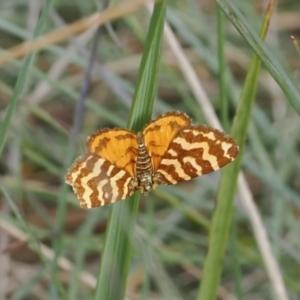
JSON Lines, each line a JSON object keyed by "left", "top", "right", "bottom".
{"left": 197, "top": 2, "right": 274, "bottom": 299}
{"left": 128, "top": 5, "right": 166, "bottom": 130}
{"left": 0, "top": 0, "right": 55, "bottom": 157}
{"left": 217, "top": 8, "right": 229, "bottom": 131}
{"left": 95, "top": 2, "right": 166, "bottom": 300}
{"left": 217, "top": 0, "right": 300, "bottom": 115}
{"left": 217, "top": 6, "right": 242, "bottom": 297}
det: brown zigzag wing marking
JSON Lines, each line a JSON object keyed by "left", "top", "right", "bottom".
{"left": 155, "top": 125, "right": 239, "bottom": 184}
{"left": 65, "top": 154, "right": 135, "bottom": 208}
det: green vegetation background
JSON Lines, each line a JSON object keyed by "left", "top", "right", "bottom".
{"left": 0, "top": 1, "right": 299, "bottom": 299}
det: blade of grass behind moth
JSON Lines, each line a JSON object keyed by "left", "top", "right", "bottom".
{"left": 0, "top": 0, "right": 54, "bottom": 157}
{"left": 95, "top": 2, "right": 166, "bottom": 300}
{"left": 217, "top": 6, "right": 243, "bottom": 297}
{"left": 217, "top": 0, "right": 300, "bottom": 116}
{"left": 217, "top": 7, "right": 229, "bottom": 132}
{"left": 128, "top": 3, "right": 165, "bottom": 129}
{"left": 197, "top": 2, "right": 274, "bottom": 300}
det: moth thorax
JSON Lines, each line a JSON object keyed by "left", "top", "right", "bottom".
{"left": 135, "top": 132, "right": 154, "bottom": 194}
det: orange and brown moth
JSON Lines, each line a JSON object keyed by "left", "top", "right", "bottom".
{"left": 65, "top": 111, "right": 239, "bottom": 208}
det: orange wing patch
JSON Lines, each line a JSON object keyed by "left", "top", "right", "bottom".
{"left": 143, "top": 111, "right": 191, "bottom": 171}
{"left": 87, "top": 128, "right": 138, "bottom": 178}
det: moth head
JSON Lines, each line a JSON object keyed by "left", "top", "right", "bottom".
{"left": 136, "top": 172, "right": 154, "bottom": 194}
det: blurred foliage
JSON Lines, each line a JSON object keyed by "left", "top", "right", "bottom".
{"left": 0, "top": 0, "right": 300, "bottom": 299}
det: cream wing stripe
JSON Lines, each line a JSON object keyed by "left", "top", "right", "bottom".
{"left": 97, "top": 178, "right": 109, "bottom": 206}
{"left": 173, "top": 137, "right": 219, "bottom": 170}
{"left": 110, "top": 170, "right": 127, "bottom": 203}
{"left": 200, "top": 131, "right": 216, "bottom": 140}
{"left": 121, "top": 176, "right": 133, "bottom": 199}
{"left": 107, "top": 164, "right": 115, "bottom": 176}
{"left": 156, "top": 168, "right": 177, "bottom": 184}
{"left": 81, "top": 158, "right": 106, "bottom": 209}
{"left": 183, "top": 156, "right": 203, "bottom": 174}
{"left": 221, "top": 142, "right": 235, "bottom": 160}
{"left": 160, "top": 158, "right": 191, "bottom": 180}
